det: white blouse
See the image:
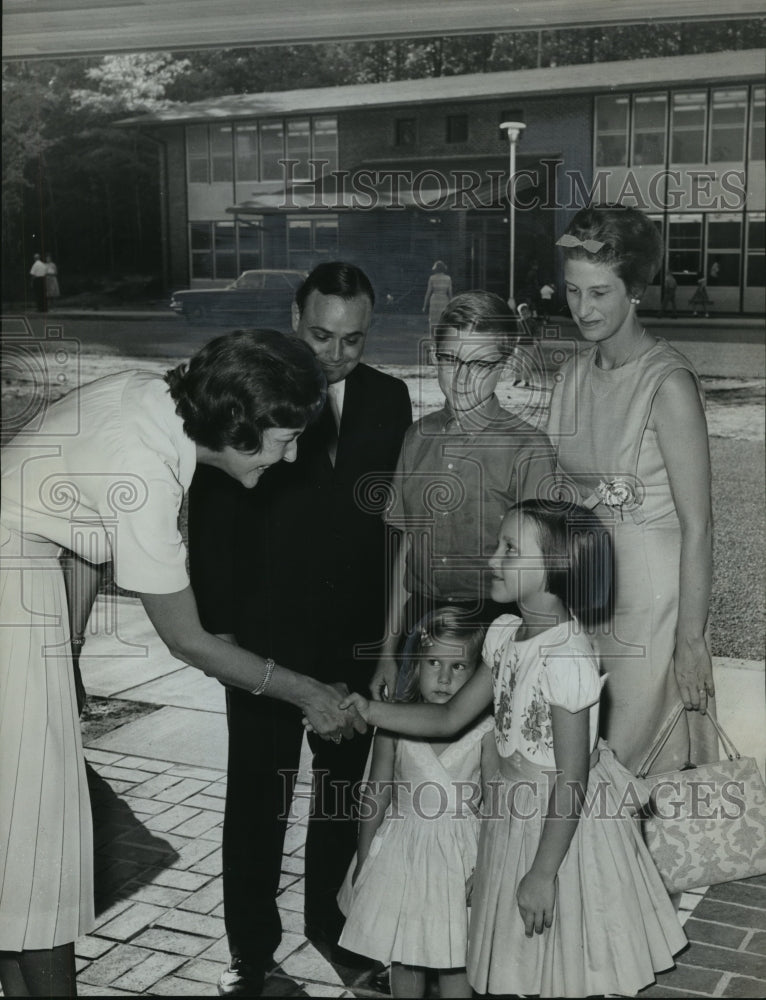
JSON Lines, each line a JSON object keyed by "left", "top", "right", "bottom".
{"left": 482, "top": 614, "right": 603, "bottom": 765}
{"left": 1, "top": 372, "right": 196, "bottom": 594}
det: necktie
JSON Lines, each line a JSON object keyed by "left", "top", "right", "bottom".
{"left": 324, "top": 391, "right": 341, "bottom": 466}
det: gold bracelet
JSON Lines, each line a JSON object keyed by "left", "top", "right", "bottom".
{"left": 251, "top": 657, "right": 276, "bottom": 696}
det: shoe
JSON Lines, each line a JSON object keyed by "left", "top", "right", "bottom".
{"left": 217, "top": 958, "right": 266, "bottom": 996}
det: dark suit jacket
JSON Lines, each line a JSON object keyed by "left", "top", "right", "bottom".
{"left": 189, "top": 362, "right": 412, "bottom": 689}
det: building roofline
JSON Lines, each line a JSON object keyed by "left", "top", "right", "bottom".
{"left": 121, "top": 49, "right": 765, "bottom": 127}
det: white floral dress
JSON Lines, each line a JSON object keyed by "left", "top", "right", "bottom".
{"left": 467, "top": 615, "right": 687, "bottom": 998}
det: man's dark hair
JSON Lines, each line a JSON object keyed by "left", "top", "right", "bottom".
{"left": 165, "top": 329, "right": 325, "bottom": 453}
{"left": 295, "top": 261, "right": 375, "bottom": 313}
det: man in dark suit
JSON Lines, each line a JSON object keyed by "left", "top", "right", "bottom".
{"left": 189, "top": 262, "right": 412, "bottom": 996}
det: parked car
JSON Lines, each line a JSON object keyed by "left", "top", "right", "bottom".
{"left": 169, "top": 269, "right": 307, "bottom": 325}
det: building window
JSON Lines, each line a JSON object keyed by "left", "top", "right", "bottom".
{"left": 261, "top": 121, "right": 285, "bottom": 182}
{"left": 287, "top": 216, "right": 339, "bottom": 269}
{"left": 667, "top": 214, "right": 703, "bottom": 281}
{"left": 189, "top": 220, "right": 264, "bottom": 279}
{"left": 210, "top": 126, "right": 234, "bottom": 183}
{"left": 750, "top": 87, "right": 765, "bottom": 161}
{"left": 313, "top": 116, "right": 338, "bottom": 174}
{"left": 632, "top": 94, "right": 667, "bottom": 165}
{"left": 395, "top": 118, "right": 416, "bottom": 147}
{"left": 709, "top": 89, "right": 748, "bottom": 163}
{"left": 446, "top": 114, "right": 468, "bottom": 144}
{"left": 287, "top": 119, "right": 311, "bottom": 181}
{"left": 745, "top": 213, "right": 765, "bottom": 286}
{"left": 235, "top": 125, "right": 259, "bottom": 183}
{"left": 190, "top": 221, "right": 213, "bottom": 278}
{"left": 706, "top": 214, "right": 742, "bottom": 285}
{"left": 595, "top": 95, "right": 629, "bottom": 166}
{"left": 187, "top": 125, "right": 210, "bottom": 183}
{"left": 238, "top": 217, "right": 263, "bottom": 271}
{"left": 671, "top": 92, "right": 707, "bottom": 164}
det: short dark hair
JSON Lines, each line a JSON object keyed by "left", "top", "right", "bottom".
{"left": 511, "top": 499, "right": 613, "bottom": 627}
{"left": 165, "top": 329, "right": 325, "bottom": 452}
{"left": 559, "top": 205, "right": 663, "bottom": 297}
{"left": 434, "top": 290, "right": 517, "bottom": 355}
{"left": 398, "top": 607, "right": 486, "bottom": 703}
{"left": 294, "top": 261, "right": 375, "bottom": 313}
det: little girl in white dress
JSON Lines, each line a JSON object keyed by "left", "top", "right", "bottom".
{"left": 338, "top": 500, "right": 687, "bottom": 998}
{"left": 337, "top": 608, "right": 492, "bottom": 999}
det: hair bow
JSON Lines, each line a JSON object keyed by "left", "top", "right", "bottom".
{"left": 556, "top": 234, "right": 605, "bottom": 253}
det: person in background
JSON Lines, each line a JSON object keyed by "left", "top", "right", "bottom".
{"left": 423, "top": 261, "right": 453, "bottom": 332}
{"left": 659, "top": 268, "right": 677, "bottom": 319}
{"left": 189, "top": 262, "right": 412, "bottom": 996}
{"left": 45, "top": 254, "right": 60, "bottom": 303}
{"left": 539, "top": 280, "right": 556, "bottom": 319}
{"left": 29, "top": 253, "right": 48, "bottom": 312}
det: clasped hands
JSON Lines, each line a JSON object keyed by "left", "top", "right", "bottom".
{"left": 303, "top": 682, "right": 370, "bottom": 743}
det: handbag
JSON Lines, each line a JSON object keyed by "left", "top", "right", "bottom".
{"left": 636, "top": 703, "right": 766, "bottom": 894}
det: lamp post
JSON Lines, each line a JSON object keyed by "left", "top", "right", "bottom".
{"left": 500, "top": 121, "right": 526, "bottom": 305}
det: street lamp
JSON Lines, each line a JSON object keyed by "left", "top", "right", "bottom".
{"left": 500, "top": 121, "right": 526, "bottom": 305}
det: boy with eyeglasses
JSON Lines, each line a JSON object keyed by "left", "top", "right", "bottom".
{"left": 370, "top": 290, "right": 556, "bottom": 702}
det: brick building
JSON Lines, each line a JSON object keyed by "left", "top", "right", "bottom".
{"left": 126, "top": 48, "right": 765, "bottom": 313}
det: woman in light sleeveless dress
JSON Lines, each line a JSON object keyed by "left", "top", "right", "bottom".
{"left": 546, "top": 206, "right": 718, "bottom": 775}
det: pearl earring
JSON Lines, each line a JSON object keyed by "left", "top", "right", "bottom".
{"left": 630, "top": 297, "right": 640, "bottom": 305}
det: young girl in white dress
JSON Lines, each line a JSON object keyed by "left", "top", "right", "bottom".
{"left": 337, "top": 608, "right": 493, "bottom": 998}
{"left": 338, "top": 499, "right": 687, "bottom": 998}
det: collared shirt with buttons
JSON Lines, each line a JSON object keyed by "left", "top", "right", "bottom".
{"left": 385, "top": 394, "right": 555, "bottom": 602}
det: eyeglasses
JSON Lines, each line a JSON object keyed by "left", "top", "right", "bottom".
{"left": 433, "top": 351, "right": 504, "bottom": 372}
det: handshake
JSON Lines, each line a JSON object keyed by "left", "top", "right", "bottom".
{"left": 303, "top": 682, "right": 374, "bottom": 743}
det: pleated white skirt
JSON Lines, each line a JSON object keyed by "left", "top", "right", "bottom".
{"left": 0, "top": 525, "right": 94, "bottom": 950}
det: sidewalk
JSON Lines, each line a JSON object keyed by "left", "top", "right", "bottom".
{"left": 57, "top": 599, "right": 766, "bottom": 995}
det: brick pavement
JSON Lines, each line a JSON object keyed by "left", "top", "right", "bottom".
{"left": 57, "top": 744, "right": 764, "bottom": 998}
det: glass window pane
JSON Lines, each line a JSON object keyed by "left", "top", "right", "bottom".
{"left": 238, "top": 219, "right": 263, "bottom": 271}
{"left": 261, "top": 122, "right": 285, "bottom": 182}
{"left": 748, "top": 216, "right": 765, "bottom": 251}
{"left": 190, "top": 222, "right": 213, "bottom": 279}
{"left": 190, "top": 222, "right": 212, "bottom": 250}
{"left": 235, "top": 124, "right": 259, "bottom": 182}
{"left": 314, "top": 219, "right": 339, "bottom": 254}
{"left": 671, "top": 92, "right": 706, "bottom": 164}
{"left": 707, "top": 219, "right": 741, "bottom": 250}
{"left": 746, "top": 255, "right": 765, "bottom": 286}
{"left": 708, "top": 255, "right": 740, "bottom": 285}
{"left": 633, "top": 94, "right": 667, "bottom": 165}
{"left": 287, "top": 119, "right": 311, "bottom": 180}
{"left": 595, "top": 96, "right": 628, "bottom": 166}
{"left": 214, "top": 222, "right": 237, "bottom": 279}
{"left": 710, "top": 89, "right": 747, "bottom": 162}
{"left": 668, "top": 215, "right": 702, "bottom": 279}
{"left": 312, "top": 116, "right": 338, "bottom": 173}
{"left": 187, "top": 125, "right": 209, "bottom": 183}
{"left": 211, "top": 126, "right": 233, "bottom": 182}
{"left": 288, "top": 220, "right": 311, "bottom": 252}
{"left": 751, "top": 87, "right": 765, "bottom": 161}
